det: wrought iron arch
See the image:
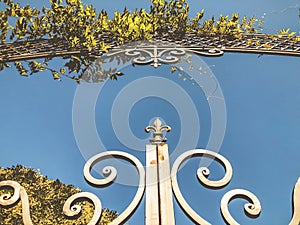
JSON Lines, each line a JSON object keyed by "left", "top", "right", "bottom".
{"left": 0, "top": 33, "right": 300, "bottom": 64}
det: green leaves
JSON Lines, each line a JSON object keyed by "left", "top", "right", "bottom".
{"left": 110, "top": 71, "right": 124, "bottom": 80}
{"left": 51, "top": 71, "right": 61, "bottom": 80}
{"left": 28, "top": 61, "right": 46, "bottom": 74}
{"left": 14, "top": 61, "right": 27, "bottom": 76}
{"left": 150, "top": 0, "right": 189, "bottom": 38}
{"left": 0, "top": 0, "right": 296, "bottom": 83}
{"left": 0, "top": 165, "right": 118, "bottom": 224}
{"left": 278, "top": 28, "right": 296, "bottom": 37}
{"left": 64, "top": 56, "right": 81, "bottom": 73}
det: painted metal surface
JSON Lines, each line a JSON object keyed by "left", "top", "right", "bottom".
{"left": 0, "top": 119, "right": 299, "bottom": 224}
{"left": 0, "top": 34, "right": 299, "bottom": 64}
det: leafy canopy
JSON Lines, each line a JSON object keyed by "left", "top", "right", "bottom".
{"left": 0, "top": 165, "right": 117, "bottom": 225}
{"left": 0, "top": 0, "right": 296, "bottom": 82}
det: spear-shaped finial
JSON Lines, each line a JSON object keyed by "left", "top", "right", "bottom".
{"left": 145, "top": 118, "right": 171, "bottom": 144}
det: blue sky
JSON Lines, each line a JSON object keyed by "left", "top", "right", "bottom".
{"left": 0, "top": 0, "right": 300, "bottom": 224}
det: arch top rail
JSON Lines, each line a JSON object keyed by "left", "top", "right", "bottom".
{"left": 0, "top": 33, "right": 299, "bottom": 63}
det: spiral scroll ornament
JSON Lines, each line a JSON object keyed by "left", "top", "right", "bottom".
{"left": 63, "top": 192, "right": 102, "bottom": 225}
{"left": 107, "top": 40, "right": 186, "bottom": 68}
{"left": 220, "top": 189, "right": 262, "bottom": 225}
{"left": 188, "top": 47, "right": 224, "bottom": 57}
{"left": 83, "top": 150, "right": 146, "bottom": 225}
{"left": 74, "top": 44, "right": 227, "bottom": 183}
{"left": 0, "top": 180, "right": 33, "bottom": 225}
{"left": 171, "top": 149, "right": 233, "bottom": 225}
{"left": 289, "top": 178, "right": 300, "bottom": 225}
{"left": 107, "top": 40, "right": 224, "bottom": 69}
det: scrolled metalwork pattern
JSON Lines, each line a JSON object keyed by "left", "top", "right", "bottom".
{"left": 125, "top": 48, "right": 155, "bottom": 65}
{"left": 220, "top": 189, "right": 261, "bottom": 225}
{"left": 188, "top": 47, "right": 224, "bottom": 57}
{"left": 83, "top": 150, "right": 146, "bottom": 225}
{"left": 0, "top": 34, "right": 299, "bottom": 64}
{"left": 0, "top": 180, "right": 33, "bottom": 225}
{"left": 289, "top": 178, "right": 300, "bottom": 225}
{"left": 171, "top": 149, "right": 233, "bottom": 225}
{"left": 156, "top": 48, "right": 186, "bottom": 64}
{"left": 63, "top": 192, "right": 102, "bottom": 225}
{"left": 106, "top": 41, "right": 186, "bottom": 68}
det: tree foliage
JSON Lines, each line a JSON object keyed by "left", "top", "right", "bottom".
{"left": 0, "top": 0, "right": 297, "bottom": 82}
{"left": 0, "top": 165, "right": 117, "bottom": 225}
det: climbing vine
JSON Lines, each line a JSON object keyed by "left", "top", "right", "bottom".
{"left": 0, "top": 0, "right": 298, "bottom": 82}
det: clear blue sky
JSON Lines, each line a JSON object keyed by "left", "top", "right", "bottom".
{"left": 0, "top": 0, "right": 300, "bottom": 224}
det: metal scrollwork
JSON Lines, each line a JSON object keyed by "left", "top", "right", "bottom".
{"left": 289, "top": 178, "right": 300, "bottom": 225}
{"left": 107, "top": 41, "right": 186, "bottom": 68}
{"left": 220, "top": 189, "right": 261, "bottom": 225}
{"left": 63, "top": 192, "right": 102, "bottom": 225}
{"left": 187, "top": 47, "right": 224, "bottom": 57}
{"left": 83, "top": 150, "right": 146, "bottom": 225}
{"left": 171, "top": 149, "right": 233, "bottom": 225}
{"left": 123, "top": 47, "right": 186, "bottom": 68}
{"left": 124, "top": 48, "right": 155, "bottom": 65}
{"left": 0, "top": 180, "right": 33, "bottom": 225}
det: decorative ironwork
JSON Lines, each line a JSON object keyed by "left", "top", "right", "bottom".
{"left": 145, "top": 118, "right": 171, "bottom": 144}
{"left": 0, "top": 34, "right": 299, "bottom": 64}
{"left": 108, "top": 42, "right": 186, "bottom": 68}
{"left": 63, "top": 192, "right": 102, "bottom": 225}
{"left": 83, "top": 151, "right": 145, "bottom": 225}
{"left": 0, "top": 180, "right": 103, "bottom": 225}
{"left": 289, "top": 178, "right": 300, "bottom": 225}
{"left": 221, "top": 189, "right": 261, "bottom": 225}
{"left": 0, "top": 180, "right": 33, "bottom": 225}
{"left": 0, "top": 120, "right": 299, "bottom": 225}
{"left": 171, "top": 149, "right": 233, "bottom": 225}
{"left": 179, "top": 34, "right": 300, "bottom": 57}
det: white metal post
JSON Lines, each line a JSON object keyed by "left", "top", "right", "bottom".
{"left": 145, "top": 118, "right": 175, "bottom": 225}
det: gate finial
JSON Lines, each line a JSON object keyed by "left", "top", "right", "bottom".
{"left": 145, "top": 118, "right": 171, "bottom": 144}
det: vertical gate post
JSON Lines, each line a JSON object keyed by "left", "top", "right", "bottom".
{"left": 145, "top": 144, "right": 160, "bottom": 225}
{"left": 158, "top": 144, "right": 175, "bottom": 225}
{"left": 145, "top": 119, "right": 175, "bottom": 225}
